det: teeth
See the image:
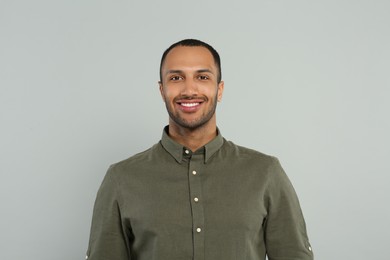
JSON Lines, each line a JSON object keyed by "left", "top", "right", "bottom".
{"left": 181, "top": 103, "right": 199, "bottom": 107}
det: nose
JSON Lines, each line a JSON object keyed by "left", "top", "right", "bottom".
{"left": 181, "top": 77, "right": 198, "bottom": 96}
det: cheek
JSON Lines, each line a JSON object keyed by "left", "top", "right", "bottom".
{"left": 197, "top": 84, "right": 215, "bottom": 94}
{"left": 205, "top": 87, "right": 219, "bottom": 99}
{"left": 162, "top": 89, "right": 177, "bottom": 103}
{"left": 163, "top": 85, "right": 183, "bottom": 98}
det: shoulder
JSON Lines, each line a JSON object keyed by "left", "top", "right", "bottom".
{"left": 106, "top": 142, "right": 162, "bottom": 178}
{"left": 222, "top": 139, "right": 280, "bottom": 167}
{"left": 218, "top": 139, "right": 286, "bottom": 181}
{"left": 218, "top": 139, "right": 288, "bottom": 188}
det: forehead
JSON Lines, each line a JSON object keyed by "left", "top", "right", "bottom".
{"left": 162, "top": 46, "right": 216, "bottom": 72}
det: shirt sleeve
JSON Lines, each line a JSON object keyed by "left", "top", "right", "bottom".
{"left": 264, "top": 158, "right": 314, "bottom": 260}
{"left": 86, "top": 168, "right": 131, "bottom": 260}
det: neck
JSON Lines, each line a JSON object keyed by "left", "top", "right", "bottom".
{"left": 168, "top": 120, "right": 217, "bottom": 152}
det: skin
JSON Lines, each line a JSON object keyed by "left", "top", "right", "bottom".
{"left": 159, "top": 46, "right": 224, "bottom": 152}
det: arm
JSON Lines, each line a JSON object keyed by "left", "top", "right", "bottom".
{"left": 86, "top": 169, "right": 132, "bottom": 260}
{"left": 264, "top": 158, "right": 314, "bottom": 260}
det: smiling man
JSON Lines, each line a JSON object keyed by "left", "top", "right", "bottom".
{"left": 86, "top": 39, "right": 314, "bottom": 260}
{"left": 159, "top": 44, "right": 224, "bottom": 152}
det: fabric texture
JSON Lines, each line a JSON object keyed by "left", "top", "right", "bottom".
{"left": 86, "top": 127, "right": 313, "bottom": 260}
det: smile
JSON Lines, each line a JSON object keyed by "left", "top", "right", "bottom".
{"left": 180, "top": 102, "right": 200, "bottom": 107}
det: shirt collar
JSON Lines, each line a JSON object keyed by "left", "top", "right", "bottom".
{"left": 160, "top": 126, "right": 224, "bottom": 164}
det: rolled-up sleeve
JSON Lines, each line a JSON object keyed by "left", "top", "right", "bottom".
{"left": 264, "top": 158, "right": 314, "bottom": 260}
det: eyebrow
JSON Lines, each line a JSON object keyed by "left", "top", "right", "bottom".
{"left": 165, "top": 69, "right": 214, "bottom": 76}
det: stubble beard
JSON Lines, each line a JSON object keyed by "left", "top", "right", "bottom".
{"left": 165, "top": 94, "right": 218, "bottom": 130}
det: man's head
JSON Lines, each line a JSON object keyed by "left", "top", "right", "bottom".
{"left": 160, "top": 39, "right": 222, "bottom": 84}
{"left": 159, "top": 39, "right": 224, "bottom": 130}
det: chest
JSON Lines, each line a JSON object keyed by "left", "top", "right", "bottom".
{"left": 121, "top": 159, "right": 269, "bottom": 236}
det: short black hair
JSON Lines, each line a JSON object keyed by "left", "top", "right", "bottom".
{"left": 159, "top": 39, "right": 222, "bottom": 83}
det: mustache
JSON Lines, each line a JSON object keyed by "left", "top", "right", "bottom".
{"left": 173, "top": 95, "right": 208, "bottom": 102}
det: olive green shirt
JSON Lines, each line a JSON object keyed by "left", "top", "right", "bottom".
{"left": 87, "top": 127, "right": 313, "bottom": 260}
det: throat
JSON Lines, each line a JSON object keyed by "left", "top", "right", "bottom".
{"left": 167, "top": 121, "right": 218, "bottom": 152}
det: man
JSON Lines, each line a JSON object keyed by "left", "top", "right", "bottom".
{"left": 86, "top": 39, "right": 314, "bottom": 260}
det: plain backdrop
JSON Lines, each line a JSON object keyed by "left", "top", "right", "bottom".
{"left": 1, "top": 0, "right": 389, "bottom": 259}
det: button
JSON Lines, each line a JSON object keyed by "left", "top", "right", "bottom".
{"left": 194, "top": 197, "right": 199, "bottom": 202}
{"left": 184, "top": 149, "right": 190, "bottom": 154}
{"left": 308, "top": 246, "right": 312, "bottom": 251}
{"left": 196, "top": 227, "right": 202, "bottom": 233}
{"left": 192, "top": 170, "right": 197, "bottom": 175}
{"left": 85, "top": 256, "right": 88, "bottom": 260}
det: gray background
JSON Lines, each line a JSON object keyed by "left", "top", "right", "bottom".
{"left": 1, "top": 0, "right": 389, "bottom": 259}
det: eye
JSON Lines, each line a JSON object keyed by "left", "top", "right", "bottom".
{"left": 197, "top": 75, "right": 209, "bottom": 80}
{"left": 169, "top": 75, "right": 183, "bottom": 81}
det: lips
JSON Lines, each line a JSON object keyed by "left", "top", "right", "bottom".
{"left": 180, "top": 102, "right": 200, "bottom": 107}
{"left": 175, "top": 98, "right": 205, "bottom": 112}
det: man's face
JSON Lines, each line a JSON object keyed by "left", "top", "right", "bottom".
{"left": 159, "top": 46, "right": 224, "bottom": 130}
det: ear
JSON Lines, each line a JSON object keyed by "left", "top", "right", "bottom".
{"left": 217, "top": 81, "right": 224, "bottom": 102}
{"left": 158, "top": 81, "right": 166, "bottom": 102}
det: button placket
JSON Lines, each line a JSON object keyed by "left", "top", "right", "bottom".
{"left": 188, "top": 154, "right": 205, "bottom": 260}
